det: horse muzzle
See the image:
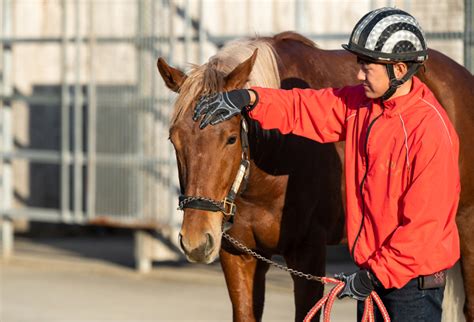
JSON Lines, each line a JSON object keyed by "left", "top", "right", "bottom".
{"left": 179, "top": 229, "right": 221, "bottom": 263}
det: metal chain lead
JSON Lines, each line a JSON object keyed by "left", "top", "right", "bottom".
{"left": 180, "top": 199, "right": 325, "bottom": 282}
{"left": 222, "top": 231, "right": 324, "bottom": 283}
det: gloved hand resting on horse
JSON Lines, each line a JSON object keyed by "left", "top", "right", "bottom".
{"left": 335, "top": 269, "right": 378, "bottom": 301}
{"left": 193, "top": 89, "right": 257, "bottom": 129}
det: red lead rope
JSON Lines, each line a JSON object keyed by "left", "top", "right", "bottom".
{"left": 303, "top": 277, "right": 391, "bottom": 322}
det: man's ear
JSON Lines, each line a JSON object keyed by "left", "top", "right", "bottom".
{"left": 394, "top": 62, "right": 408, "bottom": 79}
{"left": 157, "top": 57, "right": 187, "bottom": 93}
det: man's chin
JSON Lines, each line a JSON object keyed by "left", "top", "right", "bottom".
{"left": 363, "top": 90, "right": 378, "bottom": 99}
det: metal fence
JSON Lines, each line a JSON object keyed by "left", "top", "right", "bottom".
{"left": 0, "top": 0, "right": 180, "bottom": 229}
{"left": 0, "top": 0, "right": 472, "bottom": 233}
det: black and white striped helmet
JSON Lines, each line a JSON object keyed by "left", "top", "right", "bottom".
{"left": 342, "top": 7, "right": 428, "bottom": 63}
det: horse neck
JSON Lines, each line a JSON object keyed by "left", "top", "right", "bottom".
{"left": 238, "top": 117, "right": 287, "bottom": 200}
{"left": 239, "top": 40, "right": 357, "bottom": 201}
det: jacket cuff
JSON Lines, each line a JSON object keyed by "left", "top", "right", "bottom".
{"left": 366, "top": 255, "right": 392, "bottom": 289}
{"left": 245, "top": 88, "right": 259, "bottom": 112}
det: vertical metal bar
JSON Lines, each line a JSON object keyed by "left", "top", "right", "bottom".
{"left": 86, "top": 0, "right": 97, "bottom": 220}
{"left": 198, "top": 0, "right": 206, "bottom": 64}
{"left": 403, "top": 0, "right": 411, "bottom": 12}
{"left": 168, "top": 0, "right": 177, "bottom": 226}
{"left": 73, "top": 0, "right": 83, "bottom": 222}
{"left": 151, "top": 0, "right": 158, "bottom": 220}
{"left": 245, "top": 0, "right": 252, "bottom": 35}
{"left": 465, "top": 0, "right": 473, "bottom": 72}
{"left": 272, "top": 0, "right": 279, "bottom": 32}
{"left": 184, "top": 0, "right": 191, "bottom": 64}
{"left": 0, "top": 1, "right": 3, "bottom": 214}
{"left": 157, "top": 0, "right": 165, "bottom": 224}
{"left": 0, "top": 0, "right": 12, "bottom": 216}
{"left": 144, "top": 0, "right": 152, "bottom": 220}
{"left": 295, "top": 0, "right": 304, "bottom": 32}
{"left": 60, "top": 0, "right": 71, "bottom": 221}
{"left": 1, "top": 217, "right": 13, "bottom": 259}
{"left": 370, "top": 0, "right": 376, "bottom": 10}
{"left": 136, "top": 0, "right": 145, "bottom": 218}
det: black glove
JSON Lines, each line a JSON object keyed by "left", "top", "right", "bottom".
{"left": 193, "top": 89, "right": 252, "bottom": 129}
{"left": 335, "top": 269, "right": 375, "bottom": 301}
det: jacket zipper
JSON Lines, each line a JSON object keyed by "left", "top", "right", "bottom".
{"left": 351, "top": 110, "right": 384, "bottom": 261}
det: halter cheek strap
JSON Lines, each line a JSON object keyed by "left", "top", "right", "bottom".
{"left": 380, "top": 63, "right": 422, "bottom": 101}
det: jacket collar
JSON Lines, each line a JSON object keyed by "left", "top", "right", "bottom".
{"left": 379, "top": 76, "right": 425, "bottom": 117}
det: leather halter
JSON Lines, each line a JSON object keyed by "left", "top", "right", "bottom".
{"left": 178, "top": 118, "right": 251, "bottom": 221}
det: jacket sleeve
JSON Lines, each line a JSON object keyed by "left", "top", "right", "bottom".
{"left": 248, "top": 86, "right": 351, "bottom": 143}
{"left": 366, "top": 123, "right": 461, "bottom": 289}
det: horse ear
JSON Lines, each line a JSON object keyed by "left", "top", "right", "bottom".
{"left": 224, "top": 49, "right": 258, "bottom": 90}
{"left": 157, "top": 57, "right": 187, "bottom": 93}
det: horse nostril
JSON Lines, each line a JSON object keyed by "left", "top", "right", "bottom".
{"left": 205, "top": 233, "right": 214, "bottom": 255}
{"left": 179, "top": 233, "right": 186, "bottom": 251}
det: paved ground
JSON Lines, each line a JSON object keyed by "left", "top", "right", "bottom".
{"left": 0, "top": 227, "right": 357, "bottom": 322}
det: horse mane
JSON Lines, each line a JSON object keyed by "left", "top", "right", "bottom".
{"left": 171, "top": 37, "right": 281, "bottom": 126}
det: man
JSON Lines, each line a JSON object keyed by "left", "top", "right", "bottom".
{"left": 193, "top": 8, "right": 460, "bottom": 322}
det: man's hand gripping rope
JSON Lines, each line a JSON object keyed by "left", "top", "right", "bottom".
{"left": 304, "top": 274, "right": 391, "bottom": 322}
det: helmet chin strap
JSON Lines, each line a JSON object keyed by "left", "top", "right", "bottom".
{"left": 380, "top": 63, "right": 422, "bottom": 101}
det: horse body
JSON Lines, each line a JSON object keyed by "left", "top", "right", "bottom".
{"left": 158, "top": 32, "right": 474, "bottom": 322}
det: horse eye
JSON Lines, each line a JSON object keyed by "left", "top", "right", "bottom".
{"left": 227, "top": 136, "right": 237, "bottom": 145}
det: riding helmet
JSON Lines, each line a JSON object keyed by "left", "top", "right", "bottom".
{"left": 342, "top": 7, "right": 428, "bottom": 63}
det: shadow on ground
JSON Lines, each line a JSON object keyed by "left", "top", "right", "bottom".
{"left": 14, "top": 221, "right": 356, "bottom": 274}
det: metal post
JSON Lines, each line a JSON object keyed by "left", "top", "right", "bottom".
{"left": 86, "top": 0, "right": 97, "bottom": 220}
{"left": 73, "top": 0, "right": 83, "bottom": 222}
{"left": 151, "top": 0, "right": 159, "bottom": 219}
{"left": 156, "top": 0, "right": 165, "bottom": 223}
{"left": 272, "top": 0, "right": 279, "bottom": 32}
{"left": 1, "top": 217, "right": 13, "bottom": 259}
{"left": 0, "top": 0, "right": 13, "bottom": 258}
{"left": 403, "top": 0, "right": 412, "bottom": 12}
{"left": 465, "top": 0, "right": 473, "bottom": 72}
{"left": 245, "top": 0, "right": 252, "bottom": 35}
{"left": 168, "top": 0, "right": 177, "bottom": 226}
{"left": 136, "top": 0, "right": 147, "bottom": 218}
{"left": 198, "top": 0, "right": 206, "bottom": 64}
{"left": 1, "top": 0, "right": 13, "bottom": 219}
{"left": 295, "top": 0, "right": 305, "bottom": 32}
{"left": 60, "top": 0, "right": 71, "bottom": 222}
{"left": 184, "top": 0, "right": 191, "bottom": 64}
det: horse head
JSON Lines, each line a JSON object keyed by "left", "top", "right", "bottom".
{"left": 157, "top": 49, "right": 258, "bottom": 263}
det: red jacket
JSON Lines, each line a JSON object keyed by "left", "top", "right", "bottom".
{"left": 250, "top": 77, "right": 460, "bottom": 288}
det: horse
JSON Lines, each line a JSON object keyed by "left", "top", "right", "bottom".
{"left": 157, "top": 31, "right": 474, "bottom": 322}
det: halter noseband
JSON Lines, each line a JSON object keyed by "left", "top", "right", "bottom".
{"left": 178, "top": 118, "right": 251, "bottom": 221}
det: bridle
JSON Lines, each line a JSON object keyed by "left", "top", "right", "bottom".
{"left": 177, "top": 117, "right": 251, "bottom": 227}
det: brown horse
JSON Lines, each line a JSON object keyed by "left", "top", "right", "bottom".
{"left": 157, "top": 32, "right": 474, "bottom": 322}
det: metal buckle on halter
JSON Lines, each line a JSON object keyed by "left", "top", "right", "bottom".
{"left": 222, "top": 197, "right": 236, "bottom": 216}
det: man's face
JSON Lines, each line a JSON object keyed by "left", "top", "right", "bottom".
{"left": 356, "top": 57, "right": 390, "bottom": 99}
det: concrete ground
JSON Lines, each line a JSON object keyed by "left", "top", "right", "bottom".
{"left": 0, "top": 227, "right": 357, "bottom": 322}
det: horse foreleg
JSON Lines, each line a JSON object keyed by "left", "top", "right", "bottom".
{"left": 457, "top": 205, "right": 474, "bottom": 322}
{"left": 220, "top": 248, "right": 270, "bottom": 322}
{"left": 284, "top": 242, "right": 326, "bottom": 322}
